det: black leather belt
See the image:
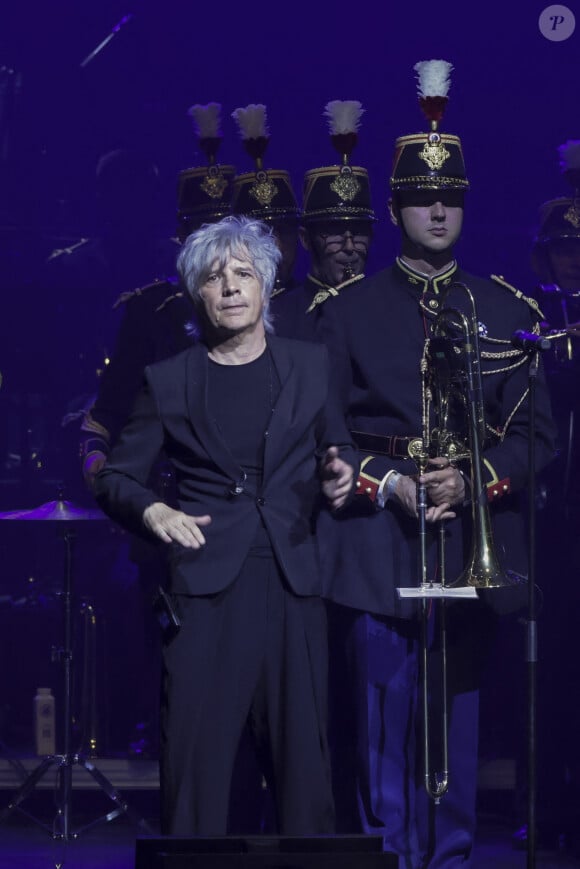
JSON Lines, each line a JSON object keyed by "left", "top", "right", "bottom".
{"left": 350, "top": 430, "right": 423, "bottom": 460}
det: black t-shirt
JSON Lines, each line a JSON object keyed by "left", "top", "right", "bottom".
{"left": 207, "top": 348, "right": 281, "bottom": 554}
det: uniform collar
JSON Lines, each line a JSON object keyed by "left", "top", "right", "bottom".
{"left": 395, "top": 257, "right": 458, "bottom": 295}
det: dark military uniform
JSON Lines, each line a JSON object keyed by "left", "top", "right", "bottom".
{"left": 269, "top": 100, "right": 375, "bottom": 343}
{"left": 77, "top": 278, "right": 195, "bottom": 755}
{"left": 46, "top": 236, "right": 181, "bottom": 396}
{"left": 525, "top": 149, "right": 580, "bottom": 846}
{"left": 317, "top": 258, "right": 555, "bottom": 866}
{"left": 41, "top": 235, "right": 181, "bottom": 498}
{"left": 80, "top": 278, "right": 194, "bottom": 458}
{"left": 271, "top": 273, "right": 366, "bottom": 341}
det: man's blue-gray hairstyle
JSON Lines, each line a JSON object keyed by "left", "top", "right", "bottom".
{"left": 177, "top": 215, "right": 281, "bottom": 334}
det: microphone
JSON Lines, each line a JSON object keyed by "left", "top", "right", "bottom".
{"left": 511, "top": 330, "right": 551, "bottom": 353}
{"left": 228, "top": 472, "right": 247, "bottom": 497}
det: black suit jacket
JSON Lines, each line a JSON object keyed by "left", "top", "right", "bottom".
{"left": 94, "top": 336, "right": 357, "bottom": 597}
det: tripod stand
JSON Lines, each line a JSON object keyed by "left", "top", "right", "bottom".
{"left": 0, "top": 500, "right": 152, "bottom": 841}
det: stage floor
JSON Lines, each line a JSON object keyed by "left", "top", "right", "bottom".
{"left": 0, "top": 758, "right": 578, "bottom": 868}
{"left": 0, "top": 810, "right": 578, "bottom": 868}
{"left": 0, "top": 819, "right": 579, "bottom": 868}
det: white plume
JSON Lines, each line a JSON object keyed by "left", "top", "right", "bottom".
{"left": 231, "top": 104, "right": 269, "bottom": 139}
{"left": 187, "top": 103, "right": 222, "bottom": 138}
{"left": 323, "top": 100, "right": 365, "bottom": 135}
{"left": 558, "top": 140, "right": 580, "bottom": 171}
{"left": 414, "top": 60, "right": 453, "bottom": 98}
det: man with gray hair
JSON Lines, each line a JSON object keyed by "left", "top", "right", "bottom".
{"left": 94, "top": 215, "right": 356, "bottom": 836}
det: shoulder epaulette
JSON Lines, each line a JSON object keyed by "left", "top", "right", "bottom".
{"left": 490, "top": 274, "right": 544, "bottom": 320}
{"left": 80, "top": 410, "right": 110, "bottom": 440}
{"left": 156, "top": 291, "right": 187, "bottom": 313}
{"left": 112, "top": 278, "right": 176, "bottom": 310}
{"left": 46, "top": 238, "right": 90, "bottom": 262}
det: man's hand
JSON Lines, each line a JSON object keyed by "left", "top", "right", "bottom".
{"left": 390, "top": 459, "right": 464, "bottom": 523}
{"left": 83, "top": 451, "right": 107, "bottom": 490}
{"left": 321, "top": 446, "right": 354, "bottom": 511}
{"left": 143, "top": 502, "right": 212, "bottom": 548}
{"left": 390, "top": 474, "right": 418, "bottom": 518}
{"left": 419, "top": 457, "right": 465, "bottom": 522}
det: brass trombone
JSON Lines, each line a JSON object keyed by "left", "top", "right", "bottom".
{"left": 403, "top": 282, "right": 513, "bottom": 802}
{"left": 429, "top": 282, "right": 512, "bottom": 590}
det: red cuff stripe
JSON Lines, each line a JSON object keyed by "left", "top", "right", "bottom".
{"left": 487, "top": 477, "right": 511, "bottom": 502}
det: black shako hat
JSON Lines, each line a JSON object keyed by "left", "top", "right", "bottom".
{"left": 390, "top": 60, "right": 469, "bottom": 192}
{"left": 302, "top": 100, "right": 375, "bottom": 224}
{"left": 531, "top": 139, "right": 580, "bottom": 285}
{"left": 231, "top": 104, "right": 300, "bottom": 223}
{"left": 535, "top": 140, "right": 580, "bottom": 244}
{"left": 177, "top": 103, "right": 234, "bottom": 240}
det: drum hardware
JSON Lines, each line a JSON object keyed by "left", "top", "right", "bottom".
{"left": 78, "top": 600, "right": 99, "bottom": 757}
{"left": 0, "top": 492, "right": 151, "bottom": 841}
{"left": 0, "top": 497, "right": 108, "bottom": 522}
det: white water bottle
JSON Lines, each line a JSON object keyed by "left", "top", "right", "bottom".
{"left": 34, "top": 687, "right": 56, "bottom": 755}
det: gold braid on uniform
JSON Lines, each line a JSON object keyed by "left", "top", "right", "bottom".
{"left": 490, "top": 274, "right": 545, "bottom": 320}
{"left": 480, "top": 276, "right": 545, "bottom": 441}
{"left": 306, "top": 272, "right": 365, "bottom": 313}
{"left": 479, "top": 277, "right": 544, "bottom": 375}
{"left": 420, "top": 340, "right": 432, "bottom": 454}
{"left": 420, "top": 277, "right": 542, "bottom": 444}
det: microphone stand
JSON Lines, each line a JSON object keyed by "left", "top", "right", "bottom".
{"left": 511, "top": 329, "right": 554, "bottom": 869}
{"left": 525, "top": 350, "right": 539, "bottom": 869}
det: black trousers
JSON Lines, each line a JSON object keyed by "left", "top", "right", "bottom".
{"left": 160, "top": 552, "right": 335, "bottom": 836}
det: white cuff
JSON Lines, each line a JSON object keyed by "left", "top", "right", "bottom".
{"left": 376, "top": 470, "right": 401, "bottom": 509}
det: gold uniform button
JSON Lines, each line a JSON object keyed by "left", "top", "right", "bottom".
{"left": 365, "top": 487, "right": 372, "bottom": 495}
{"left": 503, "top": 484, "right": 509, "bottom": 492}
{"left": 429, "top": 299, "right": 438, "bottom": 309}
{"left": 356, "top": 481, "right": 361, "bottom": 489}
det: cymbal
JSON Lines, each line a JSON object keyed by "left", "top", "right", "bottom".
{"left": 0, "top": 498, "right": 108, "bottom": 522}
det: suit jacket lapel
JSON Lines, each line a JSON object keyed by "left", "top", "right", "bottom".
{"left": 263, "top": 337, "right": 299, "bottom": 482}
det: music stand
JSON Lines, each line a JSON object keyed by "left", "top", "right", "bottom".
{"left": 0, "top": 496, "right": 152, "bottom": 841}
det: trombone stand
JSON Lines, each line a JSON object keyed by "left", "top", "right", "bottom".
{"left": 396, "top": 471, "right": 479, "bottom": 809}
{"left": 0, "top": 527, "right": 152, "bottom": 842}
{"left": 397, "top": 472, "right": 477, "bottom": 601}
